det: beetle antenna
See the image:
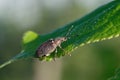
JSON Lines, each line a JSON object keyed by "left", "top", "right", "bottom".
{"left": 65, "top": 25, "right": 74, "bottom": 38}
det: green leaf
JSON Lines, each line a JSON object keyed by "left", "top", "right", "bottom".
{"left": 108, "top": 68, "right": 120, "bottom": 80}
{"left": 0, "top": 0, "right": 120, "bottom": 69}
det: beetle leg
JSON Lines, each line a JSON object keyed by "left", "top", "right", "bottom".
{"left": 58, "top": 44, "right": 62, "bottom": 49}
{"left": 53, "top": 58, "right": 56, "bottom": 61}
{"left": 52, "top": 48, "right": 57, "bottom": 61}
{"left": 68, "top": 53, "right": 71, "bottom": 56}
{"left": 55, "top": 48, "right": 57, "bottom": 53}
{"left": 58, "top": 45, "right": 65, "bottom": 52}
{"left": 58, "top": 45, "right": 71, "bottom": 56}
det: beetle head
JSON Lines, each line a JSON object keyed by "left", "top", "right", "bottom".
{"left": 54, "top": 37, "right": 67, "bottom": 45}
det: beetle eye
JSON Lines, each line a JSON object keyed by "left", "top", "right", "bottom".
{"left": 51, "top": 40, "right": 54, "bottom": 43}
{"left": 49, "top": 39, "right": 53, "bottom": 42}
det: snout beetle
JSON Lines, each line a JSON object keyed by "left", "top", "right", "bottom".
{"left": 35, "top": 26, "right": 74, "bottom": 59}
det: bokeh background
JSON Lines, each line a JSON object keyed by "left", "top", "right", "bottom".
{"left": 0, "top": 0, "right": 120, "bottom": 80}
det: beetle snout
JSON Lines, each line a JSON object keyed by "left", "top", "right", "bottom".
{"left": 61, "top": 37, "right": 67, "bottom": 42}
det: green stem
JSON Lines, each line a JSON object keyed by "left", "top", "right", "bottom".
{"left": 0, "top": 59, "right": 15, "bottom": 69}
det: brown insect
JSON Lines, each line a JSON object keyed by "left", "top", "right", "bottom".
{"left": 35, "top": 26, "right": 74, "bottom": 58}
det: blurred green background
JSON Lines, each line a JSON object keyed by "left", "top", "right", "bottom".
{"left": 0, "top": 0, "right": 120, "bottom": 80}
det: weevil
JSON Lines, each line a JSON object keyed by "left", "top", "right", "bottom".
{"left": 35, "top": 26, "right": 74, "bottom": 59}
